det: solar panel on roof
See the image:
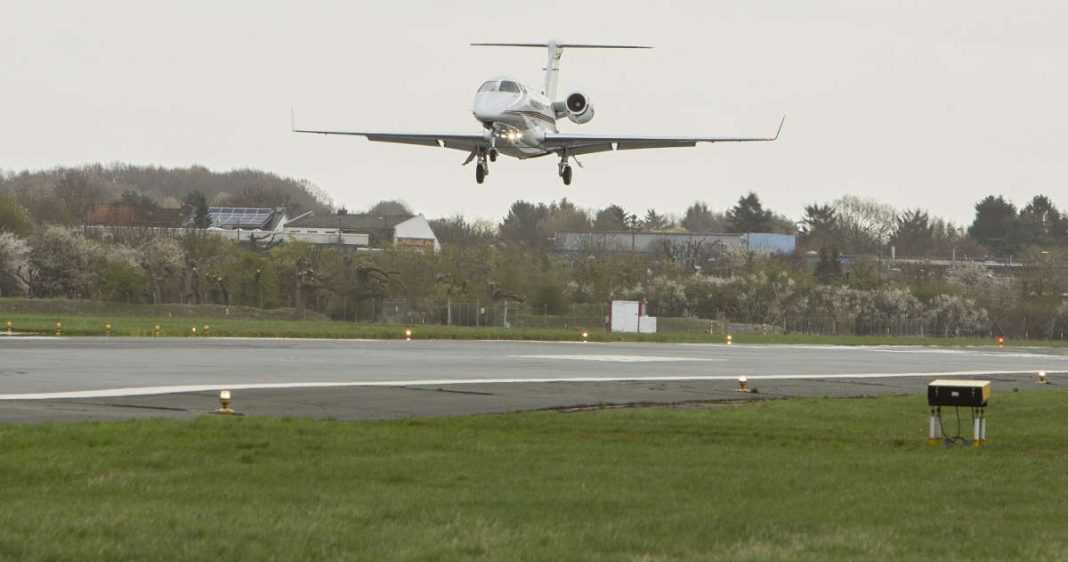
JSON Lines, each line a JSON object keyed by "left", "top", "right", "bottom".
{"left": 208, "top": 207, "right": 274, "bottom": 229}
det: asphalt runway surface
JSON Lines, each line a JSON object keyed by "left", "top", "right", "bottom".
{"left": 1, "top": 336, "right": 1065, "bottom": 423}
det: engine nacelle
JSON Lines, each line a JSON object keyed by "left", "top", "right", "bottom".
{"left": 562, "top": 92, "right": 594, "bottom": 124}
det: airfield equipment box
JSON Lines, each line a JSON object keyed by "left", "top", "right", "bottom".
{"left": 927, "top": 379, "right": 991, "bottom": 407}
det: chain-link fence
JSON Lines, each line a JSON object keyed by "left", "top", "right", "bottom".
{"left": 365, "top": 300, "right": 609, "bottom": 330}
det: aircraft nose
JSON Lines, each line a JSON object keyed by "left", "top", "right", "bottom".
{"left": 472, "top": 93, "right": 512, "bottom": 121}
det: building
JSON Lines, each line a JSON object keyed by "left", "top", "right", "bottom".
{"left": 553, "top": 231, "right": 796, "bottom": 258}
{"left": 284, "top": 213, "right": 440, "bottom": 252}
{"left": 205, "top": 207, "right": 289, "bottom": 231}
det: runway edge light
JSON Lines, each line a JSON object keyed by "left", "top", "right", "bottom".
{"left": 214, "top": 390, "right": 236, "bottom": 415}
{"left": 736, "top": 376, "right": 750, "bottom": 393}
{"left": 1038, "top": 371, "right": 1048, "bottom": 384}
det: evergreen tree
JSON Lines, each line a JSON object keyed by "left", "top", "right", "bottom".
{"left": 184, "top": 191, "right": 210, "bottom": 228}
{"left": 1019, "top": 195, "right": 1066, "bottom": 246}
{"left": 891, "top": 209, "right": 935, "bottom": 257}
{"left": 968, "top": 195, "right": 1021, "bottom": 255}
{"left": 116, "top": 190, "right": 158, "bottom": 208}
{"left": 681, "top": 201, "right": 716, "bottom": 232}
{"left": 814, "top": 246, "right": 842, "bottom": 284}
{"left": 642, "top": 209, "right": 669, "bottom": 231}
{"left": 545, "top": 198, "right": 591, "bottom": 233}
{"left": 499, "top": 200, "right": 549, "bottom": 246}
{"left": 726, "top": 192, "right": 773, "bottom": 233}
{"left": 798, "top": 203, "right": 838, "bottom": 250}
{"left": 593, "top": 205, "right": 627, "bottom": 231}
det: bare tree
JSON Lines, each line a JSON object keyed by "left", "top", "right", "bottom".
{"left": 832, "top": 195, "right": 897, "bottom": 255}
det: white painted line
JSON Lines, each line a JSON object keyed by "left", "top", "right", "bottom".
{"left": 510, "top": 354, "right": 716, "bottom": 363}
{"left": 1, "top": 370, "right": 1063, "bottom": 400}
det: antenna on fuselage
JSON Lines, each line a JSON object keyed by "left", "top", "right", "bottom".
{"left": 470, "top": 41, "right": 651, "bottom": 100}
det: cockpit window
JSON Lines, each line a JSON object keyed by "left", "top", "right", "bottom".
{"left": 478, "top": 81, "right": 499, "bottom": 92}
{"left": 499, "top": 81, "right": 520, "bottom": 93}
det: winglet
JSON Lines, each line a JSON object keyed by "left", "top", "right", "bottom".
{"left": 771, "top": 116, "right": 785, "bottom": 141}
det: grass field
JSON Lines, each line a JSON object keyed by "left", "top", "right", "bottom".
{"left": 3, "top": 311, "right": 1062, "bottom": 347}
{"left": 5, "top": 297, "right": 1065, "bottom": 346}
{"left": 1, "top": 392, "right": 1067, "bottom": 561}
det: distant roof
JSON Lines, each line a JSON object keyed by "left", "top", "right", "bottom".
{"left": 285, "top": 213, "right": 413, "bottom": 231}
{"left": 206, "top": 207, "right": 285, "bottom": 230}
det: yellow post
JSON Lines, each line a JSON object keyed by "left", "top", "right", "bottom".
{"left": 404, "top": 328, "right": 412, "bottom": 341}
{"left": 105, "top": 323, "right": 112, "bottom": 337}
{"left": 581, "top": 331, "right": 589, "bottom": 343}
{"left": 726, "top": 334, "right": 733, "bottom": 345}
{"left": 154, "top": 324, "right": 161, "bottom": 337}
{"left": 55, "top": 322, "right": 62, "bottom": 337}
{"left": 191, "top": 326, "right": 197, "bottom": 336}
{"left": 203, "top": 325, "right": 210, "bottom": 336}
{"left": 214, "top": 390, "right": 236, "bottom": 415}
{"left": 6, "top": 320, "right": 11, "bottom": 336}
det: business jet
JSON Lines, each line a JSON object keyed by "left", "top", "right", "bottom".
{"left": 293, "top": 41, "right": 783, "bottom": 185}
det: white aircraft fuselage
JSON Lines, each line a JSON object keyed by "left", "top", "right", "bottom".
{"left": 472, "top": 77, "right": 557, "bottom": 159}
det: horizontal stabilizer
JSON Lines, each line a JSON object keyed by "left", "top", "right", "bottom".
{"left": 471, "top": 43, "right": 650, "bottom": 49}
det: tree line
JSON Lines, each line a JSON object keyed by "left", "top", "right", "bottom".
{"left": 0, "top": 164, "right": 333, "bottom": 231}
{"left": 1, "top": 163, "right": 1067, "bottom": 339}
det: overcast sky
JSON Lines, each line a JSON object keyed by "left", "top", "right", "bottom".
{"left": 3, "top": 0, "right": 1066, "bottom": 225}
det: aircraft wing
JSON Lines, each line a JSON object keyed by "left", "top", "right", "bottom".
{"left": 541, "top": 117, "right": 785, "bottom": 156}
{"left": 292, "top": 127, "right": 486, "bottom": 153}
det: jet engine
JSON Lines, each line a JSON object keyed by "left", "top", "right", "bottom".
{"left": 563, "top": 92, "right": 594, "bottom": 124}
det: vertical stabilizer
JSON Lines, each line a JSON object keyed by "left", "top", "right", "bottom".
{"left": 543, "top": 40, "right": 563, "bottom": 99}
{"left": 471, "top": 42, "right": 651, "bottom": 100}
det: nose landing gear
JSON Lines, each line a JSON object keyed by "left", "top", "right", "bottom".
{"left": 475, "top": 149, "right": 490, "bottom": 184}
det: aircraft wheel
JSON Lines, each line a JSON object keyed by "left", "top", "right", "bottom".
{"left": 489, "top": 149, "right": 498, "bottom": 162}
{"left": 562, "top": 165, "right": 572, "bottom": 186}
{"left": 475, "top": 163, "right": 487, "bottom": 184}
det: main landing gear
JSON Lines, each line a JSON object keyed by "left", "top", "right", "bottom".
{"left": 557, "top": 152, "right": 573, "bottom": 186}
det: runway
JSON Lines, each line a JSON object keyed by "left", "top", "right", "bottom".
{"left": 1, "top": 337, "right": 1065, "bottom": 422}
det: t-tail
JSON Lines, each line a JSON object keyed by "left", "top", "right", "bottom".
{"left": 470, "top": 41, "right": 651, "bottom": 100}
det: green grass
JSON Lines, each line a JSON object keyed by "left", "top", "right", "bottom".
{"left": 4, "top": 297, "right": 1065, "bottom": 346}
{"left": 3, "top": 311, "right": 1061, "bottom": 347}
{"left": 2, "top": 392, "right": 1068, "bottom": 561}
